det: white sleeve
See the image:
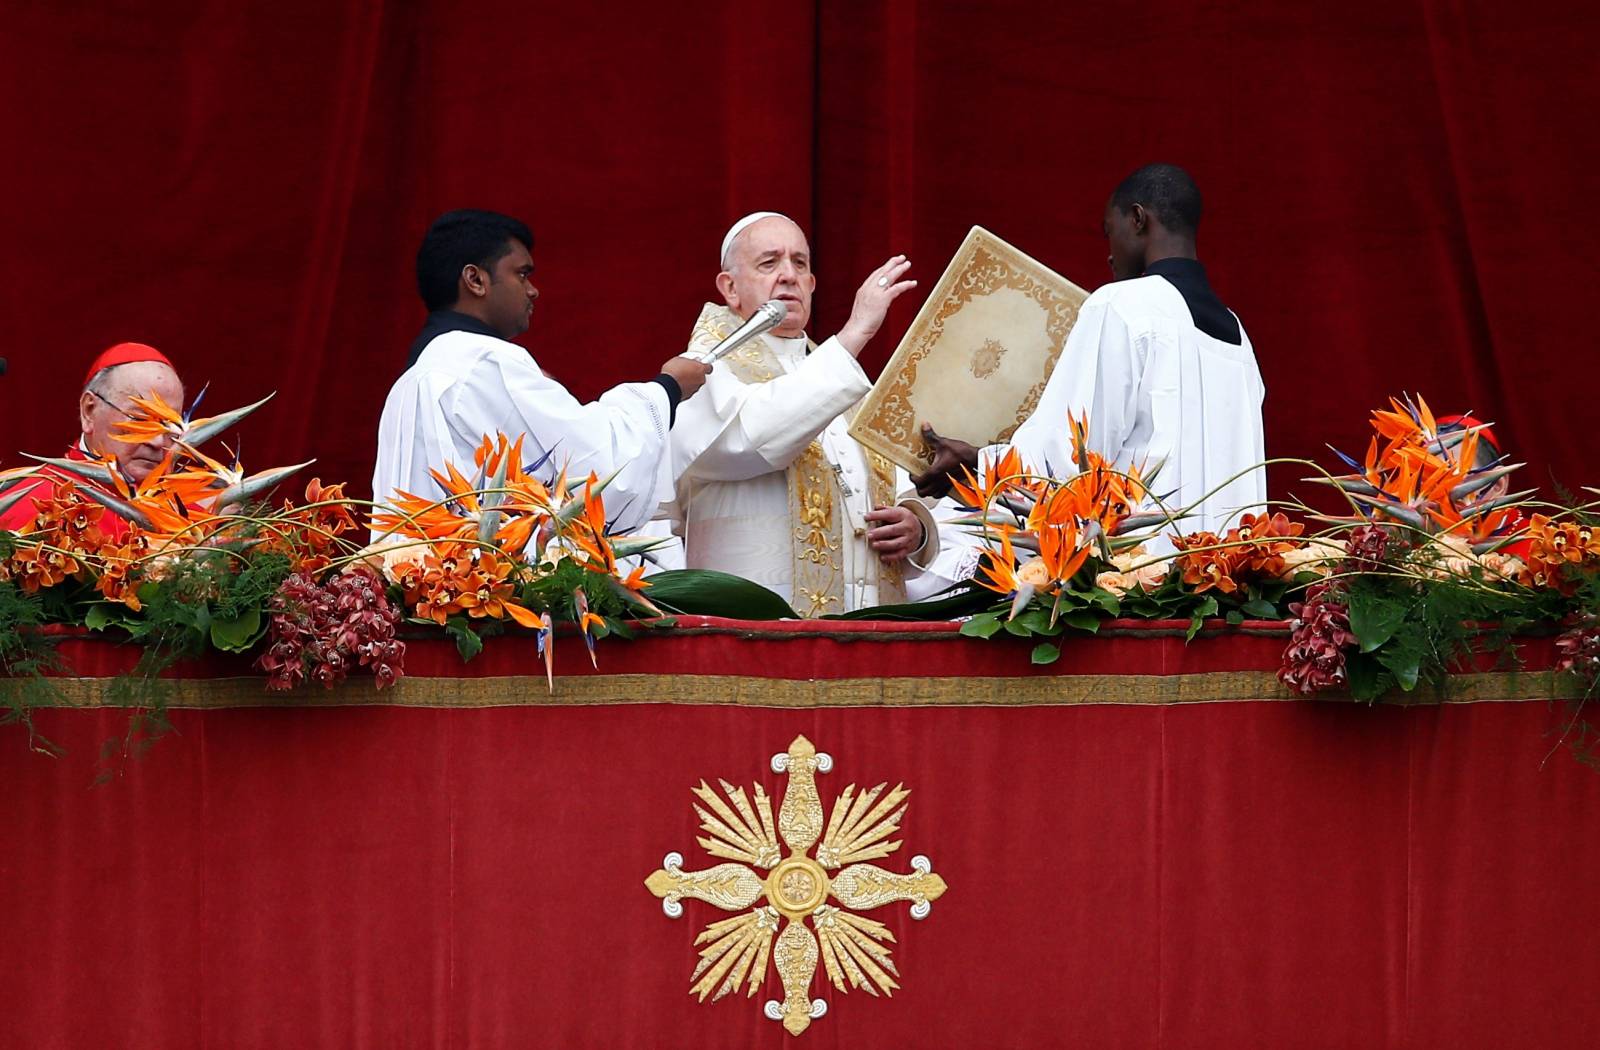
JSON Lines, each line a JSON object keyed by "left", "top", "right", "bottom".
{"left": 903, "top": 492, "right": 986, "bottom": 603}
{"left": 1007, "top": 296, "right": 1142, "bottom": 477}
{"left": 458, "top": 351, "right": 672, "bottom": 534}
{"left": 671, "top": 337, "right": 871, "bottom": 482}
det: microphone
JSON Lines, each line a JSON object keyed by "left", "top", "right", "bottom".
{"left": 688, "top": 300, "right": 789, "bottom": 364}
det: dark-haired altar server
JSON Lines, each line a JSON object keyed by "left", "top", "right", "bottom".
{"left": 915, "top": 164, "right": 1266, "bottom": 548}
{"left": 371, "top": 210, "right": 711, "bottom": 534}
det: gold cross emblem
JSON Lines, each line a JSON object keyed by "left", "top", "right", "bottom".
{"left": 645, "top": 735, "right": 948, "bottom": 1035}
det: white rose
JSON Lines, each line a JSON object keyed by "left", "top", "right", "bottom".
{"left": 1278, "top": 539, "right": 1343, "bottom": 579}
{"left": 1094, "top": 570, "right": 1130, "bottom": 598}
{"left": 359, "top": 536, "right": 433, "bottom": 583}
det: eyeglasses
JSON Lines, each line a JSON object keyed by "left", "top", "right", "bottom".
{"left": 88, "top": 388, "right": 133, "bottom": 419}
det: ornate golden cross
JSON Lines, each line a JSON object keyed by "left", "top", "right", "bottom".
{"left": 646, "top": 735, "right": 948, "bottom": 1036}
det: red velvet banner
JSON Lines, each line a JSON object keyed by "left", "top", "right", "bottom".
{"left": 4, "top": 3, "right": 1597, "bottom": 502}
{"left": 3, "top": 626, "right": 1596, "bottom": 1048}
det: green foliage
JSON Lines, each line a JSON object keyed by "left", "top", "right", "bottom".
{"left": 828, "top": 581, "right": 995, "bottom": 622}
{"left": 641, "top": 569, "right": 798, "bottom": 620}
{"left": 1348, "top": 588, "right": 1408, "bottom": 652}
{"left": 209, "top": 606, "right": 263, "bottom": 652}
{"left": 952, "top": 548, "right": 1562, "bottom": 711}
{"left": 1340, "top": 571, "right": 1535, "bottom": 703}
{"left": 443, "top": 616, "right": 486, "bottom": 662}
{"left": 0, "top": 580, "right": 66, "bottom": 755}
{"left": 953, "top": 559, "right": 1299, "bottom": 650}
{"left": 1549, "top": 474, "right": 1598, "bottom": 527}
{"left": 519, "top": 558, "right": 610, "bottom": 620}
{"left": 1186, "top": 596, "right": 1219, "bottom": 642}
{"left": 106, "top": 548, "right": 293, "bottom": 660}
{"left": 958, "top": 611, "right": 1004, "bottom": 639}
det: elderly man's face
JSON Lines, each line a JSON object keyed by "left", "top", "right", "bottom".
{"left": 718, "top": 216, "right": 816, "bottom": 337}
{"left": 79, "top": 361, "right": 185, "bottom": 483}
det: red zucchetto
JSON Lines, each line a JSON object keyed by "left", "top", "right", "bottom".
{"left": 82, "top": 342, "right": 174, "bottom": 389}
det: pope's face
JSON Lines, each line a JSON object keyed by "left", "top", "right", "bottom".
{"left": 79, "top": 361, "right": 185, "bottom": 483}
{"left": 1104, "top": 201, "right": 1146, "bottom": 281}
{"left": 483, "top": 239, "right": 538, "bottom": 340}
{"left": 720, "top": 217, "right": 815, "bottom": 337}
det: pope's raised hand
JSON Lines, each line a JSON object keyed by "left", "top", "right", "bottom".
{"left": 836, "top": 255, "right": 917, "bottom": 357}
{"left": 660, "top": 355, "right": 713, "bottom": 400}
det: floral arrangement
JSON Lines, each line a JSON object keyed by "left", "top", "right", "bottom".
{"left": 5, "top": 383, "right": 1600, "bottom": 766}
{"left": 949, "top": 413, "right": 1340, "bottom": 662}
{"left": 363, "top": 431, "right": 666, "bottom": 682}
{"left": 950, "top": 396, "right": 1600, "bottom": 713}
{"left": 0, "top": 388, "right": 674, "bottom": 754}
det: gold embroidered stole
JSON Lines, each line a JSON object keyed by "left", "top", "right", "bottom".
{"left": 688, "top": 303, "right": 904, "bottom": 616}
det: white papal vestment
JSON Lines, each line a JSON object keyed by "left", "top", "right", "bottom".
{"left": 668, "top": 305, "right": 976, "bottom": 614}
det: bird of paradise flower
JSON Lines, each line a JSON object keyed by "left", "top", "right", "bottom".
{"left": 1313, "top": 392, "right": 1529, "bottom": 550}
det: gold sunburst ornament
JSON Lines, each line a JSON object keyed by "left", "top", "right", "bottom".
{"left": 645, "top": 735, "right": 948, "bottom": 1036}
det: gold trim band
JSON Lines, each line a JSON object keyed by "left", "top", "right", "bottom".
{"left": 27, "top": 670, "right": 1584, "bottom": 710}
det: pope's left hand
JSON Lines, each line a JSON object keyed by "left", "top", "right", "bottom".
{"left": 865, "top": 505, "right": 924, "bottom": 564}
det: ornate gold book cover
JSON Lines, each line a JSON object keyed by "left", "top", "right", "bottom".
{"left": 848, "top": 226, "right": 1089, "bottom": 471}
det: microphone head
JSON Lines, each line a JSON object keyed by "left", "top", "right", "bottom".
{"left": 758, "top": 299, "right": 789, "bottom": 326}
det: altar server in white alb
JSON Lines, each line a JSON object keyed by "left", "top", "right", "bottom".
{"left": 666, "top": 212, "right": 979, "bottom": 615}
{"left": 915, "top": 164, "right": 1266, "bottom": 548}
{"left": 372, "top": 210, "right": 710, "bottom": 533}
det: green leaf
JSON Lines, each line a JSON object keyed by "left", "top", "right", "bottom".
{"left": 1241, "top": 598, "right": 1278, "bottom": 619}
{"left": 1014, "top": 608, "right": 1053, "bottom": 635}
{"left": 188, "top": 603, "right": 213, "bottom": 633}
{"left": 1346, "top": 652, "right": 1392, "bottom": 703}
{"left": 208, "top": 606, "right": 263, "bottom": 652}
{"left": 1059, "top": 610, "right": 1102, "bottom": 633}
{"left": 1003, "top": 614, "right": 1036, "bottom": 637}
{"left": 639, "top": 569, "right": 797, "bottom": 620}
{"left": 1377, "top": 646, "right": 1422, "bottom": 691}
{"left": 444, "top": 618, "right": 484, "bottom": 663}
{"left": 1185, "top": 596, "right": 1219, "bottom": 642}
{"left": 1348, "top": 590, "right": 1407, "bottom": 653}
{"left": 84, "top": 604, "right": 115, "bottom": 631}
{"left": 1225, "top": 609, "right": 1245, "bottom": 625}
{"left": 600, "top": 616, "right": 635, "bottom": 641}
{"left": 959, "top": 611, "right": 1004, "bottom": 639}
{"left": 1086, "top": 587, "right": 1124, "bottom": 615}
{"left": 1030, "top": 642, "right": 1061, "bottom": 665}
{"left": 829, "top": 581, "right": 995, "bottom": 621}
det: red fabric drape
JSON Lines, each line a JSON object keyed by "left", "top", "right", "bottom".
{"left": 2, "top": 628, "right": 1598, "bottom": 1048}
{"left": 3, "top": 3, "right": 1596, "bottom": 501}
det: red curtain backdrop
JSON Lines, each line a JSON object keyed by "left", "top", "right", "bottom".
{"left": 3, "top": 626, "right": 1598, "bottom": 1048}
{"left": 2, "top": 2, "right": 1596, "bottom": 502}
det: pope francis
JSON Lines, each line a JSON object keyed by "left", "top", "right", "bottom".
{"left": 665, "top": 213, "right": 979, "bottom": 615}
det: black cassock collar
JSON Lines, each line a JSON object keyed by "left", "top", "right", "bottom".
{"left": 1143, "top": 257, "right": 1242, "bottom": 346}
{"left": 404, "top": 310, "right": 505, "bottom": 371}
